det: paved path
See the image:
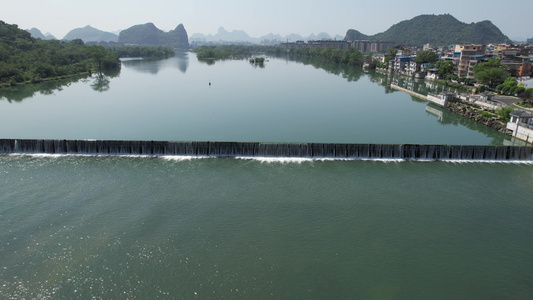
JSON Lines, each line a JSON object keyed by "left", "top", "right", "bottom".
{"left": 494, "top": 95, "right": 520, "bottom": 107}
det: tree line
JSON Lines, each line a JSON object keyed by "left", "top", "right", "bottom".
{"left": 0, "top": 21, "right": 120, "bottom": 87}
{"left": 191, "top": 44, "right": 365, "bottom": 67}
{"left": 192, "top": 45, "right": 255, "bottom": 60}
{"left": 282, "top": 46, "right": 364, "bottom": 66}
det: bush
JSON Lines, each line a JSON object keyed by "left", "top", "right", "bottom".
{"left": 501, "top": 86, "right": 511, "bottom": 94}
{"left": 480, "top": 111, "right": 496, "bottom": 118}
{"left": 496, "top": 106, "right": 514, "bottom": 123}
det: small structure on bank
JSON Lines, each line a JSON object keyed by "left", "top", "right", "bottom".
{"left": 427, "top": 92, "right": 456, "bottom": 107}
{"left": 479, "top": 92, "right": 495, "bottom": 102}
{"left": 472, "top": 91, "right": 501, "bottom": 110}
{"left": 507, "top": 111, "right": 533, "bottom": 143}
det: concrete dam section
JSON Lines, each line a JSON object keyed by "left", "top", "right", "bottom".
{"left": 1, "top": 139, "right": 532, "bottom": 161}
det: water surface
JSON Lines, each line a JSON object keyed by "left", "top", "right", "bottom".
{"left": 0, "top": 155, "right": 532, "bottom": 299}
{"left": 0, "top": 53, "right": 514, "bottom": 145}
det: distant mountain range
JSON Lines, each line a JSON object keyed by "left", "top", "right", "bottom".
{"left": 63, "top": 25, "right": 119, "bottom": 42}
{"left": 118, "top": 23, "right": 189, "bottom": 49}
{"left": 189, "top": 27, "right": 344, "bottom": 44}
{"left": 26, "top": 28, "right": 56, "bottom": 40}
{"left": 344, "top": 14, "right": 511, "bottom": 46}
{"left": 26, "top": 23, "right": 343, "bottom": 46}
{"left": 24, "top": 14, "right": 513, "bottom": 48}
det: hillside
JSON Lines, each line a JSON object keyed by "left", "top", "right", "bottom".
{"left": 344, "top": 14, "right": 511, "bottom": 46}
{"left": 118, "top": 23, "right": 189, "bottom": 49}
{"left": 0, "top": 21, "right": 120, "bottom": 86}
{"left": 63, "top": 25, "right": 118, "bottom": 43}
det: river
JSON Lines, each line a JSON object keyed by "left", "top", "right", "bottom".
{"left": 0, "top": 53, "right": 532, "bottom": 299}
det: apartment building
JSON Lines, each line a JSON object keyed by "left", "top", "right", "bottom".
{"left": 457, "top": 44, "right": 486, "bottom": 78}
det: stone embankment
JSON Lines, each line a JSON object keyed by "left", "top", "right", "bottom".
{"left": 445, "top": 103, "right": 507, "bottom": 133}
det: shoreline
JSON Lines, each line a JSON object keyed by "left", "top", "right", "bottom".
{"left": 0, "top": 72, "right": 91, "bottom": 89}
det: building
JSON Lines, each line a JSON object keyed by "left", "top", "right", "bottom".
{"left": 426, "top": 68, "right": 439, "bottom": 80}
{"left": 466, "top": 55, "right": 488, "bottom": 78}
{"left": 507, "top": 111, "right": 533, "bottom": 142}
{"left": 282, "top": 39, "right": 395, "bottom": 53}
{"left": 503, "top": 57, "right": 532, "bottom": 78}
{"left": 457, "top": 44, "right": 486, "bottom": 78}
{"left": 307, "top": 40, "right": 351, "bottom": 50}
{"left": 280, "top": 39, "right": 351, "bottom": 51}
{"left": 351, "top": 40, "right": 396, "bottom": 53}
{"left": 394, "top": 57, "right": 414, "bottom": 73}
{"left": 352, "top": 40, "right": 372, "bottom": 53}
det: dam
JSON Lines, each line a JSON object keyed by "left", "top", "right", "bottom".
{"left": 1, "top": 139, "right": 532, "bottom": 161}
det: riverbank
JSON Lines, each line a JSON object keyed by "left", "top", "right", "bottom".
{"left": 445, "top": 102, "right": 507, "bottom": 133}
{"left": 0, "top": 72, "right": 92, "bottom": 89}
{"left": 387, "top": 73, "right": 519, "bottom": 136}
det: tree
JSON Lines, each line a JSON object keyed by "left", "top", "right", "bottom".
{"left": 434, "top": 60, "right": 456, "bottom": 79}
{"left": 414, "top": 50, "right": 438, "bottom": 64}
{"left": 496, "top": 106, "right": 514, "bottom": 123}
{"left": 518, "top": 88, "right": 532, "bottom": 104}
{"left": 475, "top": 68, "right": 508, "bottom": 87}
{"left": 473, "top": 58, "right": 508, "bottom": 87}
{"left": 384, "top": 48, "right": 397, "bottom": 63}
{"left": 86, "top": 45, "right": 120, "bottom": 71}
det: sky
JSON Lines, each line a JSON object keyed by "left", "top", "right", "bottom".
{"left": 2, "top": 0, "right": 531, "bottom": 41}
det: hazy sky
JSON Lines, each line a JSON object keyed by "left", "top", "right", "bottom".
{"left": 2, "top": 0, "right": 531, "bottom": 40}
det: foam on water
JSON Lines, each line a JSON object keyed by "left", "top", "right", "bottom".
{"left": 442, "top": 159, "right": 533, "bottom": 164}
{"left": 160, "top": 155, "right": 212, "bottom": 161}
{"left": 237, "top": 156, "right": 314, "bottom": 164}
{"left": 3, "top": 153, "right": 533, "bottom": 164}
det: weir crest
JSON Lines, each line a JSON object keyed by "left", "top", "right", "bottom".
{"left": 1, "top": 139, "right": 532, "bottom": 161}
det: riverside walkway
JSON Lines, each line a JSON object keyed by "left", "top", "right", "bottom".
{"left": 390, "top": 84, "right": 427, "bottom": 101}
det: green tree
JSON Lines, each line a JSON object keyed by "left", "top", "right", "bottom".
{"left": 475, "top": 68, "right": 508, "bottom": 87}
{"left": 414, "top": 50, "right": 438, "bottom": 64}
{"left": 473, "top": 58, "right": 508, "bottom": 87}
{"left": 384, "top": 48, "right": 397, "bottom": 65}
{"left": 518, "top": 88, "right": 532, "bottom": 104}
{"left": 0, "top": 21, "right": 120, "bottom": 86}
{"left": 434, "top": 60, "right": 456, "bottom": 79}
{"left": 496, "top": 106, "right": 514, "bottom": 123}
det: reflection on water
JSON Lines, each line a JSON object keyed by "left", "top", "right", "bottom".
{"left": 0, "top": 54, "right": 517, "bottom": 145}
{"left": 121, "top": 51, "right": 189, "bottom": 74}
{"left": 121, "top": 58, "right": 162, "bottom": 74}
{"left": 370, "top": 71, "right": 467, "bottom": 96}
{"left": 424, "top": 103, "right": 528, "bottom": 146}
{"left": 90, "top": 69, "right": 120, "bottom": 93}
{"left": 174, "top": 50, "right": 189, "bottom": 73}
{"left": 278, "top": 55, "right": 364, "bottom": 83}
{"left": 197, "top": 57, "right": 216, "bottom": 65}
{"left": 0, "top": 70, "right": 121, "bottom": 102}
{"left": 0, "top": 76, "right": 87, "bottom": 102}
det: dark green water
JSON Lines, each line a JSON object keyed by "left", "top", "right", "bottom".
{"left": 0, "top": 54, "right": 532, "bottom": 299}
{"left": 1, "top": 155, "right": 532, "bottom": 299}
